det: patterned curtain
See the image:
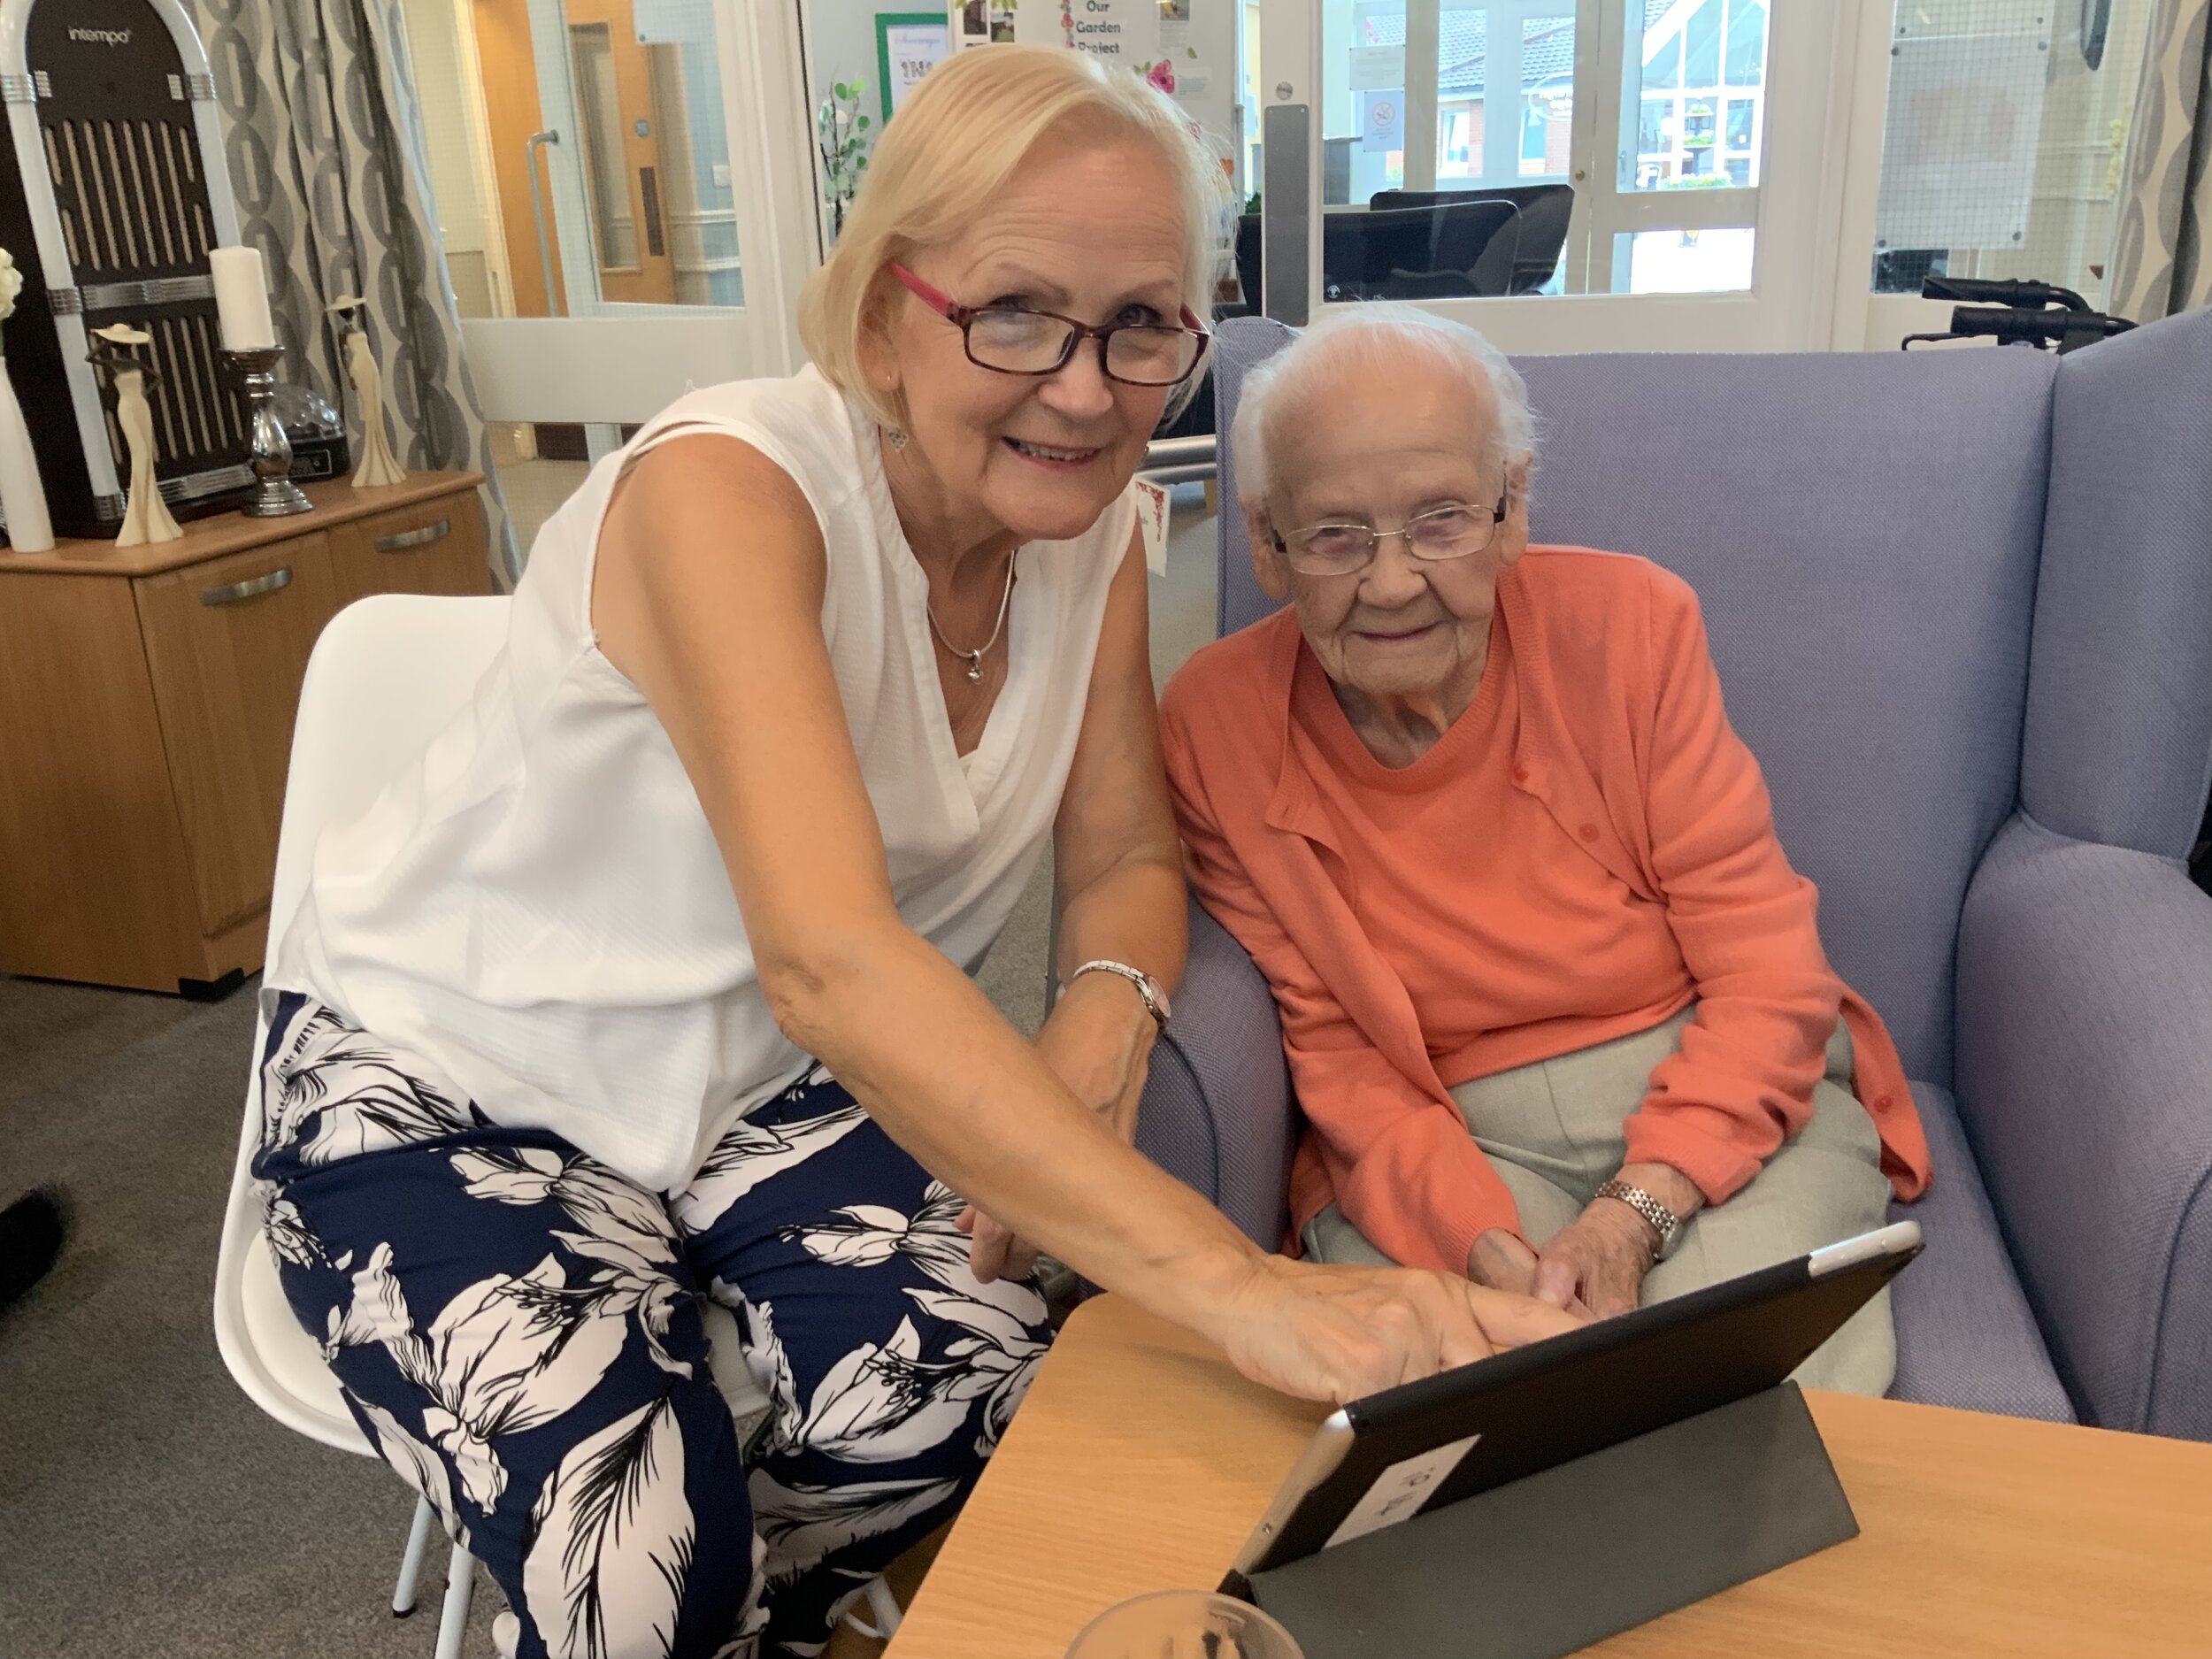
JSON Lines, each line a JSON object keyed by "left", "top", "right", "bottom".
{"left": 187, "top": 0, "right": 521, "bottom": 585}
{"left": 2108, "top": 0, "right": 2212, "bottom": 322}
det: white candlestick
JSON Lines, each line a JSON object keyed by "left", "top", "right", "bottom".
{"left": 210, "top": 246, "right": 276, "bottom": 349}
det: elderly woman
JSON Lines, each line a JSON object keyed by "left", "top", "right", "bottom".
{"left": 1161, "top": 308, "right": 1932, "bottom": 1394}
{"left": 253, "top": 55, "right": 1572, "bottom": 1659}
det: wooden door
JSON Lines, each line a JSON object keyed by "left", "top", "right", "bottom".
{"left": 134, "top": 539, "right": 341, "bottom": 939}
{"left": 475, "top": 0, "right": 567, "bottom": 318}
{"left": 565, "top": 0, "right": 677, "bottom": 306}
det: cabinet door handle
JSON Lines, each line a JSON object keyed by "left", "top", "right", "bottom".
{"left": 201, "top": 566, "right": 292, "bottom": 607}
{"left": 375, "top": 518, "right": 450, "bottom": 553}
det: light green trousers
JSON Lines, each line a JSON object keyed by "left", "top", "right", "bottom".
{"left": 1302, "top": 1006, "right": 1898, "bottom": 1395}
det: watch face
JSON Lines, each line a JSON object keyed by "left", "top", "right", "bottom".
{"left": 1128, "top": 972, "right": 1169, "bottom": 1025}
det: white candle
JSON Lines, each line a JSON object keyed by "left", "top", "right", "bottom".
{"left": 210, "top": 246, "right": 276, "bottom": 349}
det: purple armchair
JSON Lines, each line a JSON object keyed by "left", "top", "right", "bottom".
{"left": 1136, "top": 308, "right": 2212, "bottom": 1436}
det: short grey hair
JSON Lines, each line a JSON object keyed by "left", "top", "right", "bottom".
{"left": 1230, "top": 304, "right": 1535, "bottom": 511}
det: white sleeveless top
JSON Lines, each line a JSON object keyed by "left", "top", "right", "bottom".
{"left": 269, "top": 366, "right": 1135, "bottom": 1193}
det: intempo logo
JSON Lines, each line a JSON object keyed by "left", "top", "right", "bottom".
{"left": 69, "top": 27, "right": 132, "bottom": 45}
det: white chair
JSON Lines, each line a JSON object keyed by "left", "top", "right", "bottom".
{"left": 212, "top": 595, "right": 512, "bottom": 1659}
{"left": 211, "top": 594, "right": 894, "bottom": 1656}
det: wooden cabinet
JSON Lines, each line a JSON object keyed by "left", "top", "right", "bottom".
{"left": 327, "top": 491, "right": 490, "bottom": 611}
{"left": 0, "top": 472, "right": 491, "bottom": 994}
{"left": 137, "top": 536, "right": 342, "bottom": 941}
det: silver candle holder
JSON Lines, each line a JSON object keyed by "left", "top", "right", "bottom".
{"left": 221, "top": 343, "right": 313, "bottom": 518}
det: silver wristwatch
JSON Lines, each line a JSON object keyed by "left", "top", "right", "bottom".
{"left": 1066, "top": 959, "right": 1172, "bottom": 1029}
{"left": 1594, "top": 1179, "right": 1682, "bottom": 1259}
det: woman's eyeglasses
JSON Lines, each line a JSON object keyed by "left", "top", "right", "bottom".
{"left": 889, "top": 264, "right": 1210, "bottom": 388}
{"left": 1274, "top": 498, "right": 1510, "bottom": 577}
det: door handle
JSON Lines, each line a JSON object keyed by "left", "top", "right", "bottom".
{"left": 526, "top": 129, "right": 563, "bottom": 317}
{"left": 375, "top": 518, "right": 449, "bottom": 553}
{"left": 201, "top": 566, "right": 292, "bottom": 606}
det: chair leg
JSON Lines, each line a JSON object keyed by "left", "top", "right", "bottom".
{"left": 864, "top": 1575, "right": 903, "bottom": 1636}
{"left": 434, "top": 1541, "right": 474, "bottom": 1659}
{"left": 841, "top": 1574, "right": 904, "bottom": 1640}
{"left": 391, "top": 1494, "right": 436, "bottom": 1617}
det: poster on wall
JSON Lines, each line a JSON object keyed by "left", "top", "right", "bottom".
{"left": 1007, "top": 0, "right": 1232, "bottom": 160}
{"left": 1013, "top": 0, "right": 1158, "bottom": 67}
{"left": 878, "top": 13, "right": 953, "bottom": 119}
{"left": 944, "top": 0, "right": 1240, "bottom": 196}
{"left": 1360, "top": 88, "right": 1403, "bottom": 154}
{"left": 956, "top": 0, "right": 1017, "bottom": 47}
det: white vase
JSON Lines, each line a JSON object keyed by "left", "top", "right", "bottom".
{"left": 0, "top": 352, "right": 52, "bottom": 553}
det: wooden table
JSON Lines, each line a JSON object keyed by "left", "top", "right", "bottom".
{"left": 886, "top": 1297, "right": 2212, "bottom": 1658}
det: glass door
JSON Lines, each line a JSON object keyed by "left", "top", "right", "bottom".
{"left": 1248, "top": 0, "right": 1863, "bottom": 353}
{"left": 397, "top": 0, "right": 818, "bottom": 550}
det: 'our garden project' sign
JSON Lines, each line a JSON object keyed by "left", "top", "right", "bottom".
{"left": 1015, "top": 0, "right": 1159, "bottom": 66}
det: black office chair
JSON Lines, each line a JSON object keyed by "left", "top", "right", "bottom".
{"left": 1233, "top": 197, "right": 1525, "bottom": 308}
{"left": 1369, "top": 181, "right": 1574, "bottom": 296}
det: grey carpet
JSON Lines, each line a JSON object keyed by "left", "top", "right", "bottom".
{"left": 0, "top": 973, "right": 483, "bottom": 1659}
{"left": 0, "top": 492, "right": 1217, "bottom": 1659}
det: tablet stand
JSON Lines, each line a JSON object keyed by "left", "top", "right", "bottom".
{"left": 1225, "top": 1382, "right": 1857, "bottom": 1659}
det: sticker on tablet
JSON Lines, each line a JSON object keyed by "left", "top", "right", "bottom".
{"left": 1324, "top": 1433, "right": 1482, "bottom": 1549}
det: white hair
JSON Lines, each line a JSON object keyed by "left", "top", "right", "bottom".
{"left": 1230, "top": 304, "right": 1535, "bottom": 511}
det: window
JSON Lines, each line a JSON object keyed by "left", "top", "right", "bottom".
{"left": 1723, "top": 0, "right": 1766, "bottom": 87}
{"left": 1683, "top": 0, "right": 1720, "bottom": 86}
{"left": 1618, "top": 227, "right": 1755, "bottom": 292}
{"left": 1626, "top": 0, "right": 1767, "bottom": 194}
{"left": 1443, "top": 105, "right": 1478, "bottom": 170}
{"left": 1302, "top": 0, "right": 1784, "bottom": 302}
{"left": 1520, "top": 16, "right": 1576, "bottom": 180}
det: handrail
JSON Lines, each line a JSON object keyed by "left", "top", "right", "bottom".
{"left": 526, "top": 130, "right": 563, "bottom": 317}
{"left": 1138, "top": 433, "right": 1217, "bottom": 487}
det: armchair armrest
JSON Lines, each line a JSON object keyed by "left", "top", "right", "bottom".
{"left": 1135, "top": 898, "right": 1297, "bottom": 1250}
{"left": 1955, "top": 814, "right": 2212, "bottom": 1439}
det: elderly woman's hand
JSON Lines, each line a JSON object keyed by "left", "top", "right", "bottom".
{"left": 957, "top": 972, "right": 1158, "bottom": 1281}
{"left": 1528, "top": 1163, "right": 1703, "bottom": 1318}
{"left": 1526, "top": 1207, "right": 1655, "bottom": 1317}
{"left": 1469, "top": 1229, "right": 1596, "bottom": 1321}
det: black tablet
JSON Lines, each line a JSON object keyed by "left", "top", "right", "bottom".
{"left": 1226, "top": 1220, "right": 1922, "bottom": 1578}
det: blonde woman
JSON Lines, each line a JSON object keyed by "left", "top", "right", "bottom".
{"left": 252, "top": 47, "right": 1576, "bottom": 1659}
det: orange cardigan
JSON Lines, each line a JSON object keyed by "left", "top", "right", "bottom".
{"left": 1158, "top": 548, "right": 1932, "bottom": 1275}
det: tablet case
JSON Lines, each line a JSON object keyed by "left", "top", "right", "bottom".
{"left": 1230, "top": 1381, "right": 1856, "bottom": 1659}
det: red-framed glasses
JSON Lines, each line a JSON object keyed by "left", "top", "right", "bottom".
{"left": 887, "top": 263, "right": 1210, "bottom": 388}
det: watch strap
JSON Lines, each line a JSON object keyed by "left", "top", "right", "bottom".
{"left": 1594, "top": 1179, "right": 1683, "bottom": 1260}
{"left": 1066, "top": 959, "right": 1171, "bottom": 1029}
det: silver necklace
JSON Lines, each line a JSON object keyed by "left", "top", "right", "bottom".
{"left": 926, "top": 556, "right": 1017, "bottom": 683}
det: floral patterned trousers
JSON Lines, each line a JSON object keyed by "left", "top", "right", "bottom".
{"left": 253, "top": 992, "right": 1052, "bottom": 1659}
